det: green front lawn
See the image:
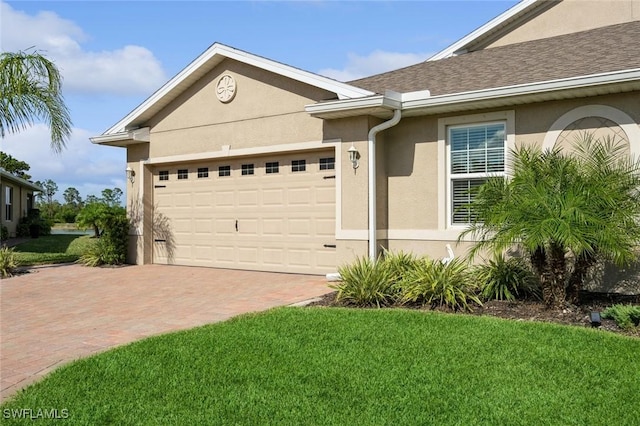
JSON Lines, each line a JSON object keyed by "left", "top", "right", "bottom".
{"left": 2, "top": 308, "right": 638, "bottom": 425}
{"left": 12, "top": 234, "right": 96, "bottom": 266}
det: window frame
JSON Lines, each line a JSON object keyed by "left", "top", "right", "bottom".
{"left": 319, "top": 157, "right": 335, "bottom": 170}
{"left": 177, "top": 169, "right": 189, "bottom": 180}
{"left": 291, "top": 159, "right": 306, "bottom": 172}
{"left": 438, "top": 111, "right": 514, "bottom": 231}
{"left": 446, "top": 121, "right": 507, "bottom": 227}
{"left": 5, "top": 186, "right": 13, "bottom": 222}
{"left": 197, "top": 167, "right": 209, "bottom": 178}
{"left": 218, "top": 165, "right": 231, "bottom": 177}
{"left": 158, "top": 170, "right": 169, "bottom": 181}
{"left": 265, "top": 161, "right": 279, "bottom": 174}
{"left": 241, "top": 164, "right": 255, "bottom": 176}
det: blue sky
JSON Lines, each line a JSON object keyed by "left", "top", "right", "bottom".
{"left": 1, "top": 0, "right": 518, "bottom": 202}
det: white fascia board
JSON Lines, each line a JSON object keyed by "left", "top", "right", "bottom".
{"left": 102, "top": 43, "right": 374, "bottom": 136}
{"left": 90, "top": 132, "right": 130, "bottom": 145}
{"left": 90, "top": 127, "right": 150, "bottom": 145}
{"left": 428, "top": 0, "right": 539, "bottom": 61}
{"left": 305, "top": 95, "right": 401, "bottom": 115}
{"left": 306, "top": 69, "right": 640, "bottom": 117}
{"left": 402, "top": 69, "right": 640, "bottom": 110}
{"left": 0, "top": 169, "right": 44, "bottom": 192}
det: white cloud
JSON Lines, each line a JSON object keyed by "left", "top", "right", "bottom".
{"left": 318, "top": 50, "right": 433, "bottom": 82}
{"left": 1, "top": 124, "right": 126, "bottom": 201}
{"left": 0, "top": 1, "right": 167, "bottom": 95}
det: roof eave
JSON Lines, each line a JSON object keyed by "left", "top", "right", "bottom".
{"left": 305, "top": 69, "right": 640, "bottom": 119}
{"left": 428, "top": 0, "right": 541, "bottom": 61}
{"left": 0, "top": 170, "right": 45, "bottom": 192}
{"left": 90, "top": 127, "right": 150, "bottom": 148}
{"left": 402, "top": 69, "right": 640, "bottom": 115}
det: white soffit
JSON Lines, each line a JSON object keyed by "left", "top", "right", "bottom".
{"left": 428, "top": 0, "right": 540, "bottom": 61}
{"left": 101, "top": 43, "right": 374, "bottom": 136}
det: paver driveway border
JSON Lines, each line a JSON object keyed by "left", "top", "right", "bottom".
{"left": 0, "top": 263, "right": 332, "bottom": 402}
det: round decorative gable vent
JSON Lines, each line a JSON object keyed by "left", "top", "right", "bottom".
{"left": 216, "top": 74, "right": 237, "bottom": 103}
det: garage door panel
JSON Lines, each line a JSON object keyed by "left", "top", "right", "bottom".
{"left": 287, "top": 188, "right": 310, "bottom": 205}
{"left": 263, "top": 189, "right": 284, "bottom": 205}
{"left": 262, "top": 218, "right": 284, "bottom": 236}
{"left": 238, "top": 190, "right": 258, "bottom": 206}
{"left": 153, "top": 150, "right": 336, "bottom": 274}
{"left": 194, "top": 219, "right": 212, "bottom": 233}
{"left": 238, "top": 247, "right": 259, "bottom": 265}
{"left": 215, "top": 191, "right": 234, "bottom": 207}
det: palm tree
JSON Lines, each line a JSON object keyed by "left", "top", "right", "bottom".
{"left": 461, "top": 134, "right": 640, "bottom": 308}
{"left": 0, "top": 50, "right": 72, "bottom": 152}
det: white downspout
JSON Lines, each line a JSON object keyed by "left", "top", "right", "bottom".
{"left": 368, "top": 108, "right": 402, "bottom": 261}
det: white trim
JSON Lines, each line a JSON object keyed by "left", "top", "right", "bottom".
{"left": 542, "top": 105, "right": 640, "bottom": 156}
{"left": 308, "top": 69, "right": 640, "bottom": 118}
{"left": 438, "top": 110, "right": 515, "bottom": 230}
{"left": 402, "top": 69, "right": 640, "bottom": 110}
{"left": 102, "top": 43, "right": 374, "bottom": 136}
{"left": 90, "top": 127, "right": 150, "bottom": 145}
{"left": 335, "top": 228, "right": 475, "bottom": 242}
{"left": 146, "top": 139, "right": 341, "bottom": 165}
{"left": 428, "top": 0, "right": 540, "bottom": 61}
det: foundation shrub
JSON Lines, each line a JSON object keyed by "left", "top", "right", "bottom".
{"left": 401, "top": 257, "right": 481, "bottom": 311}
{"left": 333, "top": 256, "right": 396, "bottom": 307}
{"left": 602, "top": 304, "right": 640, "bottom": 330}
{"left": 381, "top": 249, "right": 420, "bottom": 290}
{"left": 0, "top": 247, "right": 19, "bottom": 278}
{"left": 476, "top": 254, "right": 540, "bottom": 301}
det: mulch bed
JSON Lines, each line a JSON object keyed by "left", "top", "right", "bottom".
{"left": 307, "top": 291, "right": 640, "bottom": 338}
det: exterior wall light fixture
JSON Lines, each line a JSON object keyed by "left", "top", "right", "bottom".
{"left": 126, "top": 166, "right": 136, "bottom": 184}
{"left": 347, "top": 145, "right": 359, "bottom": 169}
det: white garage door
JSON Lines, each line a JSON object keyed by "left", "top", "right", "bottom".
{"left": 152, "top": 150, "right": 336, "bottom": 274}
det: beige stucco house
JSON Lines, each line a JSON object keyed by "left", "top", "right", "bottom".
{"left": 0, "top": 169, "right": 42, "bottom": 239}
{"left": 91, "top": 0, "right": 640, "bottom": 275}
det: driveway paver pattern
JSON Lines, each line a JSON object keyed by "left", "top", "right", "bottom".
{"left": 0, "top": 264, "right": 331, "bottom": 402}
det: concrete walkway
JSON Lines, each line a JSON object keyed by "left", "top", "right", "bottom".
{"left": 0, "top": 264, "right": 332, "bottom": 402}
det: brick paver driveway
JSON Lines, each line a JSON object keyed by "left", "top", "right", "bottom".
{"left": 0, "top": 264, "right": 331, "bottom": 402}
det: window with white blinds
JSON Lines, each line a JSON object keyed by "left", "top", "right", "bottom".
{"left": 449, "top": 122, "right": 505, "bottom": 224}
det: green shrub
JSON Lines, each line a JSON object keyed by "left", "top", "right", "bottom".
{"left": 380, "top": 249, "right": 420, "bottom": 287}
{"left": 1, "top": 225, "right": 8, "bottom": 241}
{"left": 401, "top": 258, "right": 481, "bottom": 311}
{"left": 0, "top": 247, "right": 19, "bottom": 278}
{"left": 79, "top": 211, "right": 129, "bottom": 266}
{"left": 602, "top": 304, "right": 640, "bottom": 330}
{"left": 476, "top": 254, "right": 540, "bottom": 301}
{"left": 332, "top": 256, "right": 396, "bottom": 307}
{"left": 16, "top": 222, "right": 30, "bottom": 238}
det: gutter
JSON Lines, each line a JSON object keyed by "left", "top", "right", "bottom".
{"left": 367, "top": 108, "right": 402, "bottom": 261}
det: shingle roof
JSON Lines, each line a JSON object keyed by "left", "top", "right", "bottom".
{"left": 349, "top": 21, "right": 640, "bottom": 96}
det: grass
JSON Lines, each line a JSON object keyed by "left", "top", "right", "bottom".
{"left": 11, "top": 235, "right": 97, "bottom": 266}
{"left": 2, "top": 308, "right": 639, "bottom": 425}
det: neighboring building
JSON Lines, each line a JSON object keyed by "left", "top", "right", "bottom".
{"left": 0, "top": 168, "right": 42, "bottom": 239}
{"left": 92, "top": 0, "right": 640, "bottom": 275}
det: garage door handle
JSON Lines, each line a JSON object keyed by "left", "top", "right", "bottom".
{"left": 235, "top": 220, "right": 238, "bottom": 232}
{"left": 323, "top": 244, "right": 336, "bottom": 248}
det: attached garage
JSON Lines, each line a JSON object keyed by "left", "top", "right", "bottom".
{"left": 152, "top": 150, "right": 337, "bottom": 274}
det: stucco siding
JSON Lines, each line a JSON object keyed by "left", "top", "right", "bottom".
{"left": 336, "top": 91, "right": 640, "bottom": 263}
{"left": 483, "top": 0, "right": 640, "bottom": 50}
{"left": 146, "top": 59, "right": 331, "bottom": 158}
